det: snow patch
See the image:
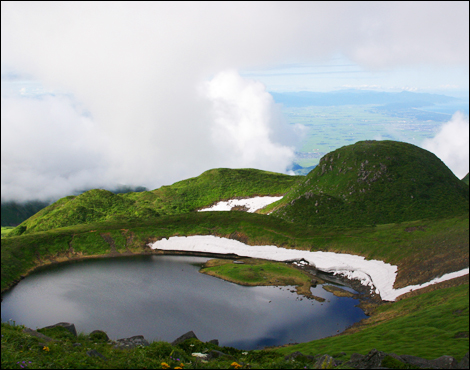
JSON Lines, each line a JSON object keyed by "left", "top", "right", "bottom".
{"left": 198, "top": 196, "right": 283, "bottom": 213}
{"left": 149, "top": 235, "right": 469, "bottom": 302}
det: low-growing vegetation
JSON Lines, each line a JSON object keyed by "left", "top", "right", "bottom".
{"left": 10, "top": 168, "right": 299, "bottom": 235}
{"left": 200, "top": 258, "right": 317, "bottom": 298}
{"left": 276, "top": 283, "right": 469, "bottom": 361}
{"left": 1, "top": 227, "right": 15, "bottom": 238}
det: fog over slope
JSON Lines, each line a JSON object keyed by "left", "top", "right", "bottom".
{"left": 1, "top": 2, "right": 468, "bottom": 202}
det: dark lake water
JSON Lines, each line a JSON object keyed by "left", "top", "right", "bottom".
{"left": 1, "top": 255, "right": 367, "bottom": 349}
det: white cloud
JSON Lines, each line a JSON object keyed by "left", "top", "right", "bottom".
{"left": 422, "top": 112, "right": 469, "bottom": 179}
{"left": 1, "top": 2, "right": 468, "bottom": 201}
{"left": 1, "top": 95, "right": 113, "bottom": 202}
{"left": 203, "top": 71, "right": 295, "bottom": 171}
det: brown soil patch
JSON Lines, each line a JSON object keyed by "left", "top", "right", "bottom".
{"left": 322, "top": 285, "right": 357, "bottom": 298}
{"left": 395, "top": 274, "right": 469, "bottom": 300}
{"left": 394, "top": 249, "right": 469, "bottom": 289}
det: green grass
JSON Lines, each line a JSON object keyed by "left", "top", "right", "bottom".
{"left": 1, "top": 227, "right": 15, "bottom": 238}
{"left": 11, "top": 168, "right": 299, "bottom": 235}
{"left": 201, "top": 259, "right": 310, "bottom": 286}
{"left": 266, "top": 140, "right": 469, "bottom": 227}
{"left": 200, "top": 258, "right": 315, "bottom": 296}
{"left": 2, "top": 211, "right": 468, "bottom": 293}
{"left": 463, "top": 173, "right": 469, "bottom": 185}
{"left": 0, "top": 322, "right": 309, "bottom": 369}
{"left": 275, "top": 283, "right": 469, "bottom": 362}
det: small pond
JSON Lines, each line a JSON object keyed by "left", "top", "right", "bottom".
{"left": 1, "top": 255, "right": 367, "bottom": 349}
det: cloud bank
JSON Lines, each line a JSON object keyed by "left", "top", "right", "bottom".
{"left": 422, "top": 112, "right": 469, "bottom": 179}
{"left": 1, "top": 2, "right": 468, "bottom": 201}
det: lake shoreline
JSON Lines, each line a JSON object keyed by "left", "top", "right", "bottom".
{"left": 1, "top": 247, "right": 381, "bottom": 316}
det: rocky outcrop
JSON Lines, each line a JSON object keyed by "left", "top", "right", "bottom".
{"left": 19, "top": 323, "right": 468, "bottom": 369}
{"left": 287, "top": 348, "right": 470, "bottom": 369}
{"left": 171, "top": 330, "right": 198, "bottom": 346}
{"left": 41, "top": 322, "right": 77, "bottom": 337}
{"left": 113, "top": 335, "right": 150, "bottom": 349}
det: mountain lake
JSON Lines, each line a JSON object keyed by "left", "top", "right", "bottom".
{"left": 1, "top": 255, "right": 367, "bottom": 349}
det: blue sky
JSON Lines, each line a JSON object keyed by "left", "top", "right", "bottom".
{"left": 240, "top": 55, "right": 469, "bottom": 97}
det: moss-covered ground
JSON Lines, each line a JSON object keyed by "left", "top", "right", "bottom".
{"left": 1, "top": 227, "right": 15, "bottom": 238}
{"left": 12, "top": 168, "right": 299, "bottom": 235}
{"left": 265, "top": 141, "right": 469, "bottom": 227}
{"left": 200, "top": 258, "right": 317, "bottom": 298}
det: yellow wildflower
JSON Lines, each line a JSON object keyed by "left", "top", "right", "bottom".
{"left": 42, "top": 346, "right": 50, "bottom": 352}
{"left": 174, "top": 367, "right": 182, "bottom": 369}
{"left": 231, "top": 362, "right": 242, "bottom": 369}
{"left": 161, "top": 362, "right": 170, "bottom": 369}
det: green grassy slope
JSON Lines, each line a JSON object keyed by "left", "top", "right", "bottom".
{"left": 2, "top": 211, "right": 468, "bottom": 293}
{"left": 264, "top": 140, "right": 469, "bottom": 227}
{"left": 125, "top": 168, "right": 300, "bottom": 215}
{"left": 275, "top": 283, "right": 469, "bottom": 361}
{"left": 463, "top": 173, "right": 469, "bottom": 185}
{"left": 11, "top": 168, "right": 299, "bottom": 235}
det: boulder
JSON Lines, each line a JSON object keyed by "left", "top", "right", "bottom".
{"left": 41, "top": 322, "right": 77, "bottom": 337}
{"left": 314, "top": 354, "right": 336, "bottom": 369}
{"left": 86, "top": 349, "right": 107, "bottom": 360}
{"left": 430, "top": 355, "right": 458, "bottom": 369}
{"left": 284, "top": 351, "right": 316, "bottom": 363}
{"left": 399, "top": 354, "right": 459, "bottom": 369}
{"left": 345, "top": 349, "right": 405, "bottom": 369}
{"left": 89, "top": 330, "right": 109, "bottom": 342}
{"left": 171, "top": 331, "right": 198, "bottom": 346}
{"left": 114, "top": 335, "right": 149, "bottom": 349}
{"left": 457, "top": 352, "right": 469, "bottom": 369}
{"left": 349, "top": 353, "right": 365, "bottom": 362}
{"left": 207, "top": 339, "right": 219, "bottom": 346}
{"left": 399, "top": 354, "right": 435, "bottom": 368}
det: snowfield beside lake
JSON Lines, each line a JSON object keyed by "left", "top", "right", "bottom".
{"left": 149, "top": 235, "right": 469, "bottom": 302}
{"left": 198, "top": 196, "right": 283, "bottom": 212}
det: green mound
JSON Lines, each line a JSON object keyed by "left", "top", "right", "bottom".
{"left": 463, "top": 173, "right": 469, "bottom": 186}
{"left": 9, "top": 190, "right": 158, "bottom": 236}
{"left": 11, "top": 168, "right": 299, "bottom": 235}
{"left": 266, "top": 140, "right": 469, "bottom": 227}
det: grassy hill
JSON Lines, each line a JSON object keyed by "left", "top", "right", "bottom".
{"left": 263, "top": 140, "right": 469, "bottom": 227}
{"left": 10, "top": 168, "right": 299, "bottom": 235}
{"left": 463, "top": 173, "right": 469, "bottom": 186}
{"left": 0, "top": 186, "right": 148, "bottom": 227}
